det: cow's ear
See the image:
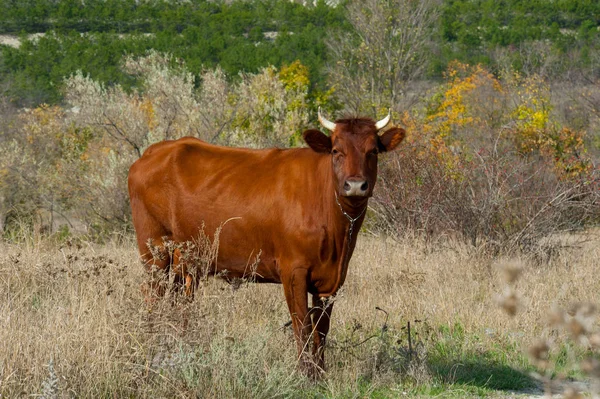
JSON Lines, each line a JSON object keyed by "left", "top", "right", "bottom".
{"left": 378, "top": 127, "right": 406, "bottom": 153}
{"left": 303, "top": 129, "right": 332, "bottom": 153}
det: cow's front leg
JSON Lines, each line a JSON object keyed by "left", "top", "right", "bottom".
{"left": 282, "top": 267, "right": 314, "bottom": 375}
{"left": 311, "top": 294, "right": 334, "bottom": 373}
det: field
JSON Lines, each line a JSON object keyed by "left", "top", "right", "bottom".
{"left": 1, "top": 232, "right": 599, "bottom": 398}
{"left": 1, "top": 0, "right": 599, "bottom": 397}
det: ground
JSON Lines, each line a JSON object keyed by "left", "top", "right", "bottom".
{"left": 1, "top": 232, "right": 598, "bottom": 397}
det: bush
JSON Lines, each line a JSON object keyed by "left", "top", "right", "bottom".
{"left": 1, "top": 56, "right": 597, "bottom": 248}
{"left": 371, "top": 63, "right": 599, "bottom": 251}
{"left": 0, "top": 52, "right": 311, "bottom": 239}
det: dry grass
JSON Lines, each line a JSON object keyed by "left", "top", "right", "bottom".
{"left": 1, "top": 232, "right": 599, "bottom": 397}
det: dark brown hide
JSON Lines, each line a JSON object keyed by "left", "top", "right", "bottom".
{"left": 128, "top": 117, "right": 405, "bottom": 375}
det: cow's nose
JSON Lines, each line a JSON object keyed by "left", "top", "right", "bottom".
{"left": 343, "top": 179, "right": 369, "bottom": 196}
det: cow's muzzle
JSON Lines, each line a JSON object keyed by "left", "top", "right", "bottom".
{"left": 343, "top": 179, "right": 369, "bottom": 197}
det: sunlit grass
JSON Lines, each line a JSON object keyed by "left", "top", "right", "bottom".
{"left": 1, "top": 232, "right": 598, "bottom": 397}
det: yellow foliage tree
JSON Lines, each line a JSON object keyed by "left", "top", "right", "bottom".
{"left": 509, "top": 74, "right": 590, "bottom": 178}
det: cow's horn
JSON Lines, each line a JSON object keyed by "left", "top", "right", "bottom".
{"left": 318, "top": 107, "right": 336, "bottom": 132}
{"left": 375, "top": 109, "right": 392, "bottom": 130}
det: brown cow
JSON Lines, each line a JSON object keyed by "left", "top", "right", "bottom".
{"left": 127, "top": 109, "right": 405, "bottom": 375}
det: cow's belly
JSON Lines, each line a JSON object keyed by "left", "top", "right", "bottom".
{"left": 171, "top": 214, "right": 284, "bottom": 284}
{"left": 170, "top": 198, "right": 332, "bottom": 288}
{"left": 213, "top": 247, "right": 282, "bottom": 283}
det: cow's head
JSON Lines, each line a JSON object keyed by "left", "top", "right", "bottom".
{"left": 303, "top": 108, "right": 405, "bottom": 198}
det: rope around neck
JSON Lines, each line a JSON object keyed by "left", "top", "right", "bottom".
{"left": 334, "top": 191, "right": 367, "bottom": 245}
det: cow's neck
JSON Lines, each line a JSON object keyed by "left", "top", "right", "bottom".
{"left": 317, "top": 172, "right": 369, "bottom": 297}
{"left": 334, "top": 191, "right": 368, "bottom": 244}
{"left": 334, "top": 192, "right": 369, "bottom": 219}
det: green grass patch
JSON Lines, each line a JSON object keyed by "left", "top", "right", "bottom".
{"left": 427, "top": 322, "right": 537, "bottom": 392}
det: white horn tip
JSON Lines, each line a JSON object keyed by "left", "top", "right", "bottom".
{"left": 375, "top": 108, "right": 392, "bottom": 130}
{"left": 318, "top": 106, "right": 336, "bottom": 132}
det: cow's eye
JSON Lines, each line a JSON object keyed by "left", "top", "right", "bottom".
{"left": 332, "top": 149, "right": 339, "bottom": 155}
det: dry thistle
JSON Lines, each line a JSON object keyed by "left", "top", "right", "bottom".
{"left": 568, "top": 317, "right": 587, "bottom": 341}
{"left": 528, "top": 339, "right": 550, "bottom": 369}
{"left": 568, "top": 302, "right": 596, "bottom": 318}
{"left": 497, "top": 287, "right": 520, "bottom": 316}
{"left": 146, "top": 238, "right": 166, "bottom": 261}
{"left": 581, "top": 357, "right": 600, "bottom": 379}
{"left": 566, "top": 303, "right": 596, "bottom": 342}
{"left": 589, "top": 333, "right": 600, "bottom": 349}
{"left": 548, "top": 306, "right": 567, "bottom": 327}
{"left": 498, "top": 259, "right": 523, "bottom": 284}
{"left": 562, "top": 386, "right": 584, "bottom": 399}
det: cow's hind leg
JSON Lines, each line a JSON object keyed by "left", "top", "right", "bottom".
{"left": 138, "top": 236, "right": 173, "bottom": 303}
{"left": 131, "top": 204, "right": 173, "bottom": 303}
{"left": 171, "top": 247, "right": 196, "bottom": 299}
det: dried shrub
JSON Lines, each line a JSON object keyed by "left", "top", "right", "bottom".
{"left": 326, "top": 0, "right": 440, "bottom": 114}
{"left": 371, "top": 63, "right": 600, "bottom": 252}
{"left": 225, "top": 61, "right": 310, "bottom": 148}
{"left": 0, "top": 105, "right": 94, "bottom": 237}
{"left": 0, "top": 52, "right": 311, "bottom": 238}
